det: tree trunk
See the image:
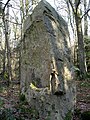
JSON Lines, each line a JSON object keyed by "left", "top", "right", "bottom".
{"left": 2, "top": 10, "right": 12, "bottom": 84}
{"left": 25, "top": 0, "right": 29, "bottom": 16}
{"left": 75, "top": 15, "right": 87, "bottom": 77}
{"left": 2, "top": 43, "right": 6, "bottom": 75}
{"left": 84, "top": 0, "right": 88, "bottom": 36}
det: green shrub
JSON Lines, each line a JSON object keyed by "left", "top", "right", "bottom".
{"left": 64, "top": 110, "right": 72, "bottom": 120}
{"left": 0, "top": 108, "right": 16, "bottom": 120}
{"left": 19, "top": 94, "right": 26, "bottom": 102}
{"left": 4, "top": 72, "right": 8, "bottom": 80}
{"left": 0, "top": 98, "right": 4, "bottom": 108}
{"left": 81, "top": 111, "right": 90, "bottom": 120}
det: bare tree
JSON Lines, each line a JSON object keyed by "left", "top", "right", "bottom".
{"left": 67, "top": 0, "right": 89, "bottom": 78}
{"left": 2, "top": 0, "right": 12, "bottom": 84}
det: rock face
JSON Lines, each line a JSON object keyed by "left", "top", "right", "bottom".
{"left": 20, "top": 0, "right": 76, "bottom": 120}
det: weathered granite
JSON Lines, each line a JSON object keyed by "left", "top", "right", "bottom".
{"left": 20, "top": 0, "right": 76, "bottom": 120}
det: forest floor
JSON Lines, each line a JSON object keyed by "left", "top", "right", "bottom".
{"left": 0, "top": 78, "right": 90, "bottom": 120}
{"left": 73, "top": 79, "right": 90, "bottom": 120}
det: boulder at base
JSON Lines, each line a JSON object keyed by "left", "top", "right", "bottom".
{"left": 20, "top": 0, "right": 76, "bottom": 120}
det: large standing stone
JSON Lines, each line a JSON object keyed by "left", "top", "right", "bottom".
{"left": 20, "top": 0, "right": 76, "bottom": 120}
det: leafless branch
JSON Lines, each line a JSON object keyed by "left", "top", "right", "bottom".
{"left": 81, "top": 9, "right": 90, "bottom": 19}
{"left": 66, "top": 1, "right": 74, "bottom": 33}
{"left": 75, "top": 0, "right": 81, "bottom": 12}
{"left": 87, "top": 14, "right": 90, "bottom": 19}
{"left": 3, "top": 0, "right": 11, "bottom": 12}
{"left": 5, "top": 19, "right": 21, "bottom": 25}
{"left": 87, "top": 0, "right": 90, "bottom": 10}
{"left": 68, "top": 0, "right": 75, "bottom": 14}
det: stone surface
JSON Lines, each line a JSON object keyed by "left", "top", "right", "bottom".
{"left": 20, "top": 0, "right": 76, "bottom": 120}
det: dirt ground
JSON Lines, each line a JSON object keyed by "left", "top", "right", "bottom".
{"left": 73, "top": 79, "right": 90, "bottom": 120}
{"left": 0, "top": 79, "right": 90, "bottom": 120}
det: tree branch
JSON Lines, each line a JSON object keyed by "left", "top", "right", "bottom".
{"left": 75, "top": 0, "right": 81, "bottom": 13}
{"left": 87, "top": 0, "right": 90, "bottom": 10}
{"left": 68, "top": 0, "right": 75, "bottom": 14}
{"left": 81, "top": 9, "right": 90, "bottom": 19}
{"left": 66, "top": 1, "right": 74, "bottom": 33}
{"left": 5, "top": 19, "right": 21, "bottom": 25}
{"left": 3, "top": 0, "right": 11, "bottom": 12}
{"left": 87, "top": 14, "right": 90, "bottom": 20}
